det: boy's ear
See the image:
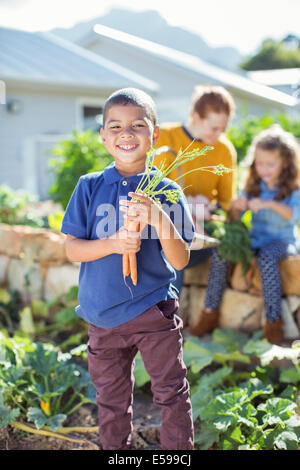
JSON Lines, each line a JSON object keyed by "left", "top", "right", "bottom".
{"left": 153, "top": 126, "right": 160, "bottom": 143}
{"left": 100, "top": 127, "right": 105, "bottom": 143}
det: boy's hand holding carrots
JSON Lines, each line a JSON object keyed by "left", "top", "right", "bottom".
{"left": 110, "top": 225, "right": 142, "bottom": 254}
{"left": 119, "top": 191, "right": 162, "bottom": 232}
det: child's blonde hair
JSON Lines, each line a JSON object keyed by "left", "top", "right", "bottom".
{"left": 244, "top": 124, "right": 300, "bottom": 200}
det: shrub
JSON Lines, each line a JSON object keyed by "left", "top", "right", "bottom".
{"left": 227, "top": 113, "right": 300, "bottom": 163}
{"left": 49, "top": 130, "right": 113, "bottom": 209}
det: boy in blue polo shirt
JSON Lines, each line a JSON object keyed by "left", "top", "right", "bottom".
{"left": 61, "top": 88, "right": 195, "bottom": 450}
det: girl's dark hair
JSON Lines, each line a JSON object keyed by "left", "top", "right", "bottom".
{"left": 244, "top": 125, "right": 300, "bottom": 200}
{"left": 103, "top": 88, "right": 158, "bottom": 127}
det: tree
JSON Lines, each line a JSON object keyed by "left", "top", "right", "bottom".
{"left": 240, "top": 36, "right": 300, "bottom": 71}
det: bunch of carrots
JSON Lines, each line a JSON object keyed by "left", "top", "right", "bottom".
{"left": 122, "top": 144, "right": 232, "bottom": 286}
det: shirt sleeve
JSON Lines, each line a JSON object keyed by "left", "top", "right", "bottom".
{"left": 61, "top": 176, "right": 90, "bottom": 239}
{"left": 287, "top": 189, "right": 300, "bottom": 225}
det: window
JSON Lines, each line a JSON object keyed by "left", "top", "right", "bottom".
{"left": 82, "top": 105, "right": 103, "bottom": 131}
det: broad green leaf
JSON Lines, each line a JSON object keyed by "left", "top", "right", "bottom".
{"left": 279, "top": 368, "right": 300, "bottom": 384}
{"left": 274, "top": 431, "right": 299, "bottom": 450}
{"left": 0, "top": 364, "right": 26, "bottom": 386}
{"left": 214, "top": 415, "right": 237, "bottom": 432}
{"left": 133, "top": 352, "right": 150, "bottom": 387}
{"left": 194, "top": 422, "right": 219, "bottom": 450}
{"left": 246, "top": 377, "right": 273, "bottom": 400}
{"left": 213, "top": 350, "right": 250, "bottom": 365}
{"left": 260, "top": 344, "right": 300, "bottom": 366}
{"left": 27, "top": 407, "right": 48, "bottom": 429}
{"left": 243, "top": 337, "right": 271, "bottom": 356}
{"left": 27, "top": 407, "right": 66, "bottom": 431}
{"left": 258, "top": 398, "right": 297, "bottom": 426}
{"left": 280, "top": 385, "right": 298, "bottom": 401}
{"left": 48, "top": 413, "right": 67, "bottom": 431}
{"left": 212, "top": 328, "right": 249, "bottom": 352}
{"left": 200, "top": 390, "right": 249, "bottom": 426}
{"left": 285, "top": 415, "right": 300, "bottom": 434}
{"left": 236, "top": 403, "right": 258, "bottom": 428}
{"left": 0, "top": 396, "right": 20, "bottom": 428}
{"left": 23, "top": 343, "right": 58, "bottom": 376}
{"left": 198, "top": 366, "right": 233, "bottom": 390}
{"left": 183, "top": 340, "right": 213, "bottom": 373}
{"left": 191, "top": 385, "right": 214, "bottom": 421}
{"left": 54, "top": 307, "right": 78, "bottom": 326}
{"left": 222, "top": 426, "right": 245, "bottom": 450}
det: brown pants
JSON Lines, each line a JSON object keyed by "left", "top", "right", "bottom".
{"left": 87, "top": 299, "right": 194, "bottom": 450}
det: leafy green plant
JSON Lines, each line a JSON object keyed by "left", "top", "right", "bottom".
{"left": 0, "top": 185, "right": 45, "bottom": 228}
{"left": 227, "top": 114, "right": 300, "bottom": 164}
{"left": 217, "top": 220, "right": 253, "bottom": 275}
{"left": 205, "top": 216, "right": 253, "bottom": 275}
{"left": 182, "top": 328, "right": 300, "bottom": 450}
{"left": 49, "top": 130, "right": 113, "bottom": 209}
{"left": 0, "top": 332, "right": 96, "bottom": 431}
{"left": 0, "top": 285, "right": 87, "bottom": 349}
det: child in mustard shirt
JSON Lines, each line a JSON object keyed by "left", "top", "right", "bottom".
{"left": 154, "top": 85, "right": 237, "bottom": 295}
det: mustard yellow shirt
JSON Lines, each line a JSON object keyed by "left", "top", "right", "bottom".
{"left": 154, "top": 123, "right": 237, "bottom": 211}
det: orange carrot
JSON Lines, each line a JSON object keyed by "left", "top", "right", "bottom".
{"left": 122, "top": 216, "right": 145, "bottom": 286}
{"left": 123, "top": 252, "right": 130, "bottom": 280}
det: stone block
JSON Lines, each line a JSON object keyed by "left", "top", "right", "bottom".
{"left": 219, "top": 289, "right": 263, "bottom": 332}
{"left": 44, "top": 264, "right": 80, "bottom": 301}
{"left": 187, "top": 286, "right": 206, "bottom": 328}
{"left": 185, "top": 286, "right": 263, "bottom": 333}
{"left": 7, "top": 258, "right": 43, "bottom": 300}
{"left": 0, "top": 224, "right": 25, "bottom": 257}
{"left": 21, "top": 229, "right": 67, "bottom": 262}
{"left": 184, "top": 258, "right": 211, "bottom": 286}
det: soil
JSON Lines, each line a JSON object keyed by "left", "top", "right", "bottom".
{"left": 0, "top": 389, "right": 163, "bottom": 451}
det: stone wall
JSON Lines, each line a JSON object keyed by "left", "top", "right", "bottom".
{"left": 0, "top": 222, "right": 299, "bottom": 340}
{"left": 0, "top": 223, "right": 79, "bottom": 301}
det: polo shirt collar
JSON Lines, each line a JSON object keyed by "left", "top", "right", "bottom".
{"left": 103, "top": 161, "right": 158, "bottom": 185}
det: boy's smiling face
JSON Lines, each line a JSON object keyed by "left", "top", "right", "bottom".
{"left": 100, "top": 104, "right": 160, "bottom": 177}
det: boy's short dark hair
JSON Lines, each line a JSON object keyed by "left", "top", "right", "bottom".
{"left": 103, "top": 88, "right": 158, "bottom": 128}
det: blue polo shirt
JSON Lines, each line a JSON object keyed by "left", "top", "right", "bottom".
{"left": 61, "top": 162, "right": 195, "bottom": 328}
{"left": 241, "top": 181, "right": 300, "bottom": 250}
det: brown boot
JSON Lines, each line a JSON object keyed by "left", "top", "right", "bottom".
{"left": 188, "top": 309, "right": 219, "bottom": 337}
{"left": 263, "top": 319, "right": 284, "bottom": 345}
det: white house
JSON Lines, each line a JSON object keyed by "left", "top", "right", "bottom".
{"left": 0, "top": 26, "right": 159, "bottom": 197}
{"left": 247, "top": 68, "right": 300, "bottom": 98}
{"left": 77, "top": 24, "right": 300, "bottom": 123}
{"left": 1, "top": 24, "right": 299, "bottom": 199}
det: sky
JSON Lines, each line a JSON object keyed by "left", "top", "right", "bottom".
{"left": 0, "top": 0, "right": 300, "bottom": 55}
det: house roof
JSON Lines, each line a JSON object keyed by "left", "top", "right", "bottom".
{"left": 247, "top": 68, "right": 300, "bottom": 87}
{"left": 80, "top": 24, "right": 299, "bottom": 108}
{"left": 0, "top": 26, "right": 159, "bottom": 93}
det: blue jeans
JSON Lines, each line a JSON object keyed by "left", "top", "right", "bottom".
{"left": 172, "top": 248, "right": 213, "bottom": 295}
